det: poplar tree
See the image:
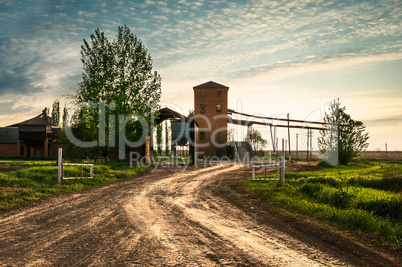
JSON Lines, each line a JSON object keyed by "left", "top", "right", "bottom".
{"left": 156, "top": 123, "right": 163, "bottom": 156}
{"left": 51, "top": 100, "right": 60, "bottom": 126}
{"left": 164, "top": 121, "right": 170, "bottom": 156}
{"left": 72, "top": 25, "right": 161, "bottom": 153}
{"left": 318, "top": 100, "right": 369, "bottom": 165}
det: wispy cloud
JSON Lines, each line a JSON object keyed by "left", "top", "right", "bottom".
{"left": 0, "top": 0, "right": 401, "bottom": 148}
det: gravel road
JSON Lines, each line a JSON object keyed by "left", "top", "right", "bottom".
{"left": 0, "top": 164, "right": 399, "bottom": 266}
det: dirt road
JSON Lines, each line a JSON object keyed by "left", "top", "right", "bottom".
{"left": 0, "top": 164, "right": 399, "bottom": 266}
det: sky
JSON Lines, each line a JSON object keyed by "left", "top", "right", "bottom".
{"left": 0, "top": 0, "right": 401, "bottom": 151}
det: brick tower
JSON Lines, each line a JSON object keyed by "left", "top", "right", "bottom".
{"left": 193, "top": 81, "right": 229, "bottom": 158}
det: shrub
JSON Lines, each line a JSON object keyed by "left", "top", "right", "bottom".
{"left": 329, "top": 188, "right": 355, "bottom": 209}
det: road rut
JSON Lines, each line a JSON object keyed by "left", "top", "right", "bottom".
{"left": 0, "top": 164, "right": 399, "bottom": 266}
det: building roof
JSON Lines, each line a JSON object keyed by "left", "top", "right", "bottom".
{"left": 156, "top": 107, "right": 198, "bottom": 127}
{"left": 156, "top": 107, "right": 190, "bottom": 124}
{"left": 8, "top": 114, "right": 52, "bottom": 127}
{"left": 193, "top": 81, "right": 229, "bottom": 89}
{"left": 0, "top": 127, "right": 19, "bottom": 143}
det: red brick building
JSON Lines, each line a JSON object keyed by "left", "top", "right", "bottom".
{"left": 0, "top": 113, "right": 62, "bottom": 158}
{"left": 193, "top": 81, "right": 229, "bottom": 158}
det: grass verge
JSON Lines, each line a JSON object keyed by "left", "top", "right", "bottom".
{"left": 242, "top": 160, "right": 402, "bottom": 249}
{"left": 0, "top": 160, "right": 144, "bottom": 212}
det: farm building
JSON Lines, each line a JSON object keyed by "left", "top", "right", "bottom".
{"left": 0, "top": 81, "right": 243, "bottom": 160}
{"left": 193, "top": 81, "right": 229, "bottom": 158}
{"left": 0, "top": 111, "right": 62, "bottom": 158}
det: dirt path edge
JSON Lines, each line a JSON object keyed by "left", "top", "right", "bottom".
{"left": 209, "top": 168, "right": 401, "bottom": 267}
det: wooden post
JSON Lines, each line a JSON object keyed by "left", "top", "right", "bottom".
{"left": 90, "top": 166, "right": 93, "bottom": 178}
{"left": 58, "top": 148, "right": 62, "bottom": 184}
{"left": 81, "top": 165, "right": 83, "bottom": 178}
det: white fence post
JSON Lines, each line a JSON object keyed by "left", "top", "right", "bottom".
{"left": 279, "top": 157, "right": 285, "bottom": 185}
{"left": 58, "top": 148, "right": 62, "bottom": 184}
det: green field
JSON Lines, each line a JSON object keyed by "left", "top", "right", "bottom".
{"left": 243, "top": 159, "right": 402, "bottom": 248}
{"left": 0, "top": 160, "right": 144, "bottom": 212}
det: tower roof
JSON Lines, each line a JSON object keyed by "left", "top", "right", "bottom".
{"left": 193, "top": 81, "right": 229, "bottom": 89}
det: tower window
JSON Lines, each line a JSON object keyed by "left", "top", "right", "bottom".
{"left": 200, "top": 132, "right": 205, "bottom": 140}
{"left": 200, "top": 104, "right": 206, "bottom": 113}
{"left": 216, "top": 90, "right": 222, "bottom": 96}
{"left": 216, "top": 104, "right": 222, "bottom": 112}
{"left": 200, "top": 90, "right": 206, "bottom": 96}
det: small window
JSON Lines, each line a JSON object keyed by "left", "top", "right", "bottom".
{"left": 216, "top": 104, "right": 222, "bottom": 112}
{"left": 200, "top": 132, "right": 205, "bottom": 140}
{"left": 200, "top": 90, "right": 206, "bottom": 96}
{"left": 216, "top": 90, "right": 222, "bottom": 96}
{"left": 200, "top": 104, "right": 206, "bottom": 113}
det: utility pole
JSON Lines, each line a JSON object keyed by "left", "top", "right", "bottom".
{"left": 276, "top": 137, "right": 278, "bottom": 158}
{"left": 385, "top": 143, "right": 388, "bottom": 159}
{"left": 309, "top": 129, "right": 313, "bottom": 160}
{"left": 285, "top": 140, "right": 287, "bottom": 160}
{"left": 306, "top": 130, "right": 309, "bottom": 161}
{"left": 287, "top": 113, "right": 291, "bottom": 160}
{"left": 296, "top": 133, "right": 298, "bottom": 160}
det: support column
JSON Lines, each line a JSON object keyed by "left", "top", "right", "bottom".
{"left": 49, "top": 142, "right": 53, "bottom": 157}
{"left": 16, "top": 139, "right": 21, "bottom": 156}
{"left": 145, "top": 136, "right": 151, "bottom": 164}
{"left": 30, "top": 147, "right": 34, "bottom": 158}
{"left": 23, "top": 143, "right": 27, "bottom": 157}
{"left": 44, "top": 138, "right": 48, "bottom": 157}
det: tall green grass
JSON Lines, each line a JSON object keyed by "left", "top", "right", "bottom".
{"left": 243, "top": 160, "right": 402, "bottom": 248}
{"left": 0, "top": 161, "right": 144, "bottom": 211}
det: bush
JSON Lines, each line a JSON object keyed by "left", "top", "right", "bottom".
{"left": 329, "top": 188, "right": 355, "bottom": 209}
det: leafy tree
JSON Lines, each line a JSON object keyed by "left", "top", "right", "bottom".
{"left": 62, "top": 104, "right": 67, "bottom": 127}
{"left": 71, "top": 25, "right": 161, "bottom": 156}
{"left": 164, "top": 121, "right": 170, "bottom": 156}
{"left": 318, "top": 99, "right": 369, "bottom": 165}
{"left": 51, "top": 100, "right": 60, "bottom": 126}
{"left": 249, "top": 128, "right": 267, "bottom": 153}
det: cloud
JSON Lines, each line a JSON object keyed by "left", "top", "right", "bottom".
{"left": 77, "top": 11, "right": 98, "bottom": 18}
{"left": 0, "top": 56, "right": 43, "bottom": 95}
{"left": 0, "top": 0, "right": 401, "bottom": 150}
{"left": 365, "top": 115, "right": 402, "bottom": 125}
{"left": 223, "top": 42, "right": 402, "bottom": 81}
